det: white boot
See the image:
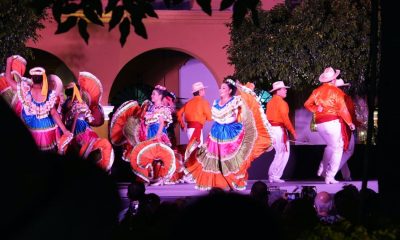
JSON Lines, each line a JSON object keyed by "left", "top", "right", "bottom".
{"left": 324, "top": 177, "right": 339, "bottom": 184}
{"left": 268, "top": 177, "right": 285, "bottom": 183}
{"left": 317, "top": 165, "right": 324, "bottom": 177}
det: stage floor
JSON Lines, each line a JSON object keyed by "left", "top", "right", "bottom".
{"left": 117, "top": 179, "right": 379, "bottom": 205}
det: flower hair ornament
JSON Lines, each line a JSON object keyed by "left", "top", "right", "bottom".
{"left": 225, "top": 78, "right": 236, "bottom": 86}
{"left": 155, "top": 85, "right": 166, "bottom": 91}
{"left": 167, "top": 91, "right": 176, "bottom": 100}
{"left": 163, "top": 90, "right": 177, "bottom": 108}
{"left": 29, "top": 67, "right": 48, "bottom": 96}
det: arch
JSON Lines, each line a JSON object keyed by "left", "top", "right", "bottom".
{"left": 109, "top": 48, "right": 219, "bottom": 107}
{"left": 151, "top": 46, "right": 221, "bottom": 83}
{"left": 109, "top": 48, "right": 220, "bottom": 145}
{"left": 115, "top": 47, "right": 222, "bottom": 86}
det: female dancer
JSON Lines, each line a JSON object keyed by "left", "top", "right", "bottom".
{"left": 0, "top": 55, "right": 26, "bottom": 106}
{"left": 62, "top": 73, "right": 114, "bottom": 172}
{"left": 5, "top": 56, "right": 71, "bottom": 152}
{"left": 63, "top": 82, "right": 98, "bottom": 147}
{"left": 184, "top": 79, "right": 273, "bottom": 191}
{"left": 129, "top": 85, "right": 185, "bottom": 185}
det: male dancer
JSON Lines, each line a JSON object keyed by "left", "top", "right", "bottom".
{"left": 304, "top": 67, "right": 355, "bottom": 184}
{"left": 266, "top": 81, "right": 296, "bottom": 183}
{"left": 177, "top": 81, "right": 211, "bottom": 146}
{"left": 334, "top": 79, "right": 360, "bottom": 180}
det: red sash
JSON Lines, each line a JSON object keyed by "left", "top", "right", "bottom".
{"left": 341, "top": 119, "right": 351, "bottom": 151}
{"left": 187, "top": 121, "right": 203, "bottom": 143}
{"left": 315, "top": 115, "right": 339, "bottom": 124}
{"left": 315, "top": 115, "right": 349, "bottom": 151}
{"left": 270, "top": 121, "right": 288, "bottom": 151}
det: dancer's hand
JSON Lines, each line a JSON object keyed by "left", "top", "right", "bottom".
{"left": 64, "top": 130, "right": 72, "bottom": 137}
{"left": 349, "top": 123, "right": 356, "bottom": 131}
{"left": 317, "top": 105, "right": 323, "bottom": 112}
{"left": 292, "top": 133, "right": 297, "bottom": 141}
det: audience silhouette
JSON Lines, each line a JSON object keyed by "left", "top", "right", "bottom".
{"left": 1, "top": 98, "right": 121, "bottom": 240}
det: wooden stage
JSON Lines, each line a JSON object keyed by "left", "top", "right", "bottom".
{"left": 117, "top": 179, "right": 379, "bottom": 206}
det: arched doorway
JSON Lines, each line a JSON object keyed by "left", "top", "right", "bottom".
{"left": 110, "top": 49, "right": 190, "bottom": 107}
{"left": 109, "top": 48, "right": 219, "bottom": 145}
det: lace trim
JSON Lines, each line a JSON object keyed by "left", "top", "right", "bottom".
{"left": 145, "top": 105, "right": 173, "bottom": 126}
{"left": 212, "top": 96, "right": 242, "bottom": 122}
{"left": 17, "top": 81, "right": 56, "bottom": 119}
{"left": 66, "top": 101, "right": 94, "bottom": 123}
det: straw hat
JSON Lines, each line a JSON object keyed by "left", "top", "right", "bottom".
{"left": 319, "top": 67, "right": 340, "bottom": 82}
{"left": 269, "top": 81, "right": 290, "bottom": 92}
{"left": 192, "top": 81, "right": 207, "bottom": 93}
{"left": 335, "top": 79, "right": 350, "bottom": 87}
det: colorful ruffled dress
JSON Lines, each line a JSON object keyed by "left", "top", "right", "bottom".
{"left": 184, "top": 84, "right": 273, "bottom": 191}
{"left": 64, "top": 99, "right": 98, "bottom": 146}
{"left": 79, "top": 137, "right": 115, "bottom": 172}
{"left": 0, "top": 73, "right": 14, "bottom": 105}
{"left": 17, "top": 81, "right": 58, "bottom": 151}
{"left": 129, "top": 104, "right": 184, "bottom": 183}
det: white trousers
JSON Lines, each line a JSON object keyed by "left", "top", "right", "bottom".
{"left": 268, "top": 126, "right": 290, "bottom": 180}
{"left": 316, "top": 120, "right": 344, "bottom": 179}
{"left": 339, "top": 133, "right": 354, "bottom": 179}
{"left": 186, "top": 128, "right": 204, "bottom": 145}
{"left": 318, "top": 126, "right": 354, "bottom": 180}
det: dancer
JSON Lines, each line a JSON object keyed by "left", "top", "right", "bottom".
{"left": 0, "top": 55, "right": 27, "bottom": 110}
{"left": 111, "top": 85, "right": 183, "bottom": 185}
{"left": 304, "top": 67, "right": 355, "bottom": 184}
{"left": 177, "top": 81, "right": 212, "bottom": 148}
{"left": 143, "top": 85, "right": 174, "bottom": 144}
{"left": 184, "top": 78, "right": 273, "bottom": 191}
{"left": 136, "top": 85, "right": 185, "bottom": 185}
{"left": 63, "top": 72, "right": 113, "bottom": 172}
{"left": 5, "top": 56, "right": 71, "bottom": 152}
{"left": 162, "top": 90, "right": 179, "bottom": 148}
{"left": 334, "top": 79, "right": 361, "bottom": 180}
{"left": 63, "top": 82, "right": 98, "bottom": 147}
{"left": 266, "top": 81, "right": 297, "bottom": 183}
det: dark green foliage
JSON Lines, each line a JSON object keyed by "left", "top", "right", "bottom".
{"left": 299, "top": 220, "right": 400, "bottom": 240}
{"left": 0, "top": 0, "right": 46, "bottom": 67}
{"left": 41, "top": 0, "right": 261, "bottom": 47}
{"left": 78, "top": 18, "right": 89, "bottom": 44}
{"left": 55, "top": 16, "right": 78, "bottom": 34}
{"left": 119, "top": 17, "right": 131, "bottom": 46}
{"left": 197, "top": 0, "right": 212, "bottom": 16}
{"left": 227, "top": 0, "right": 378, "bottom": 99}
